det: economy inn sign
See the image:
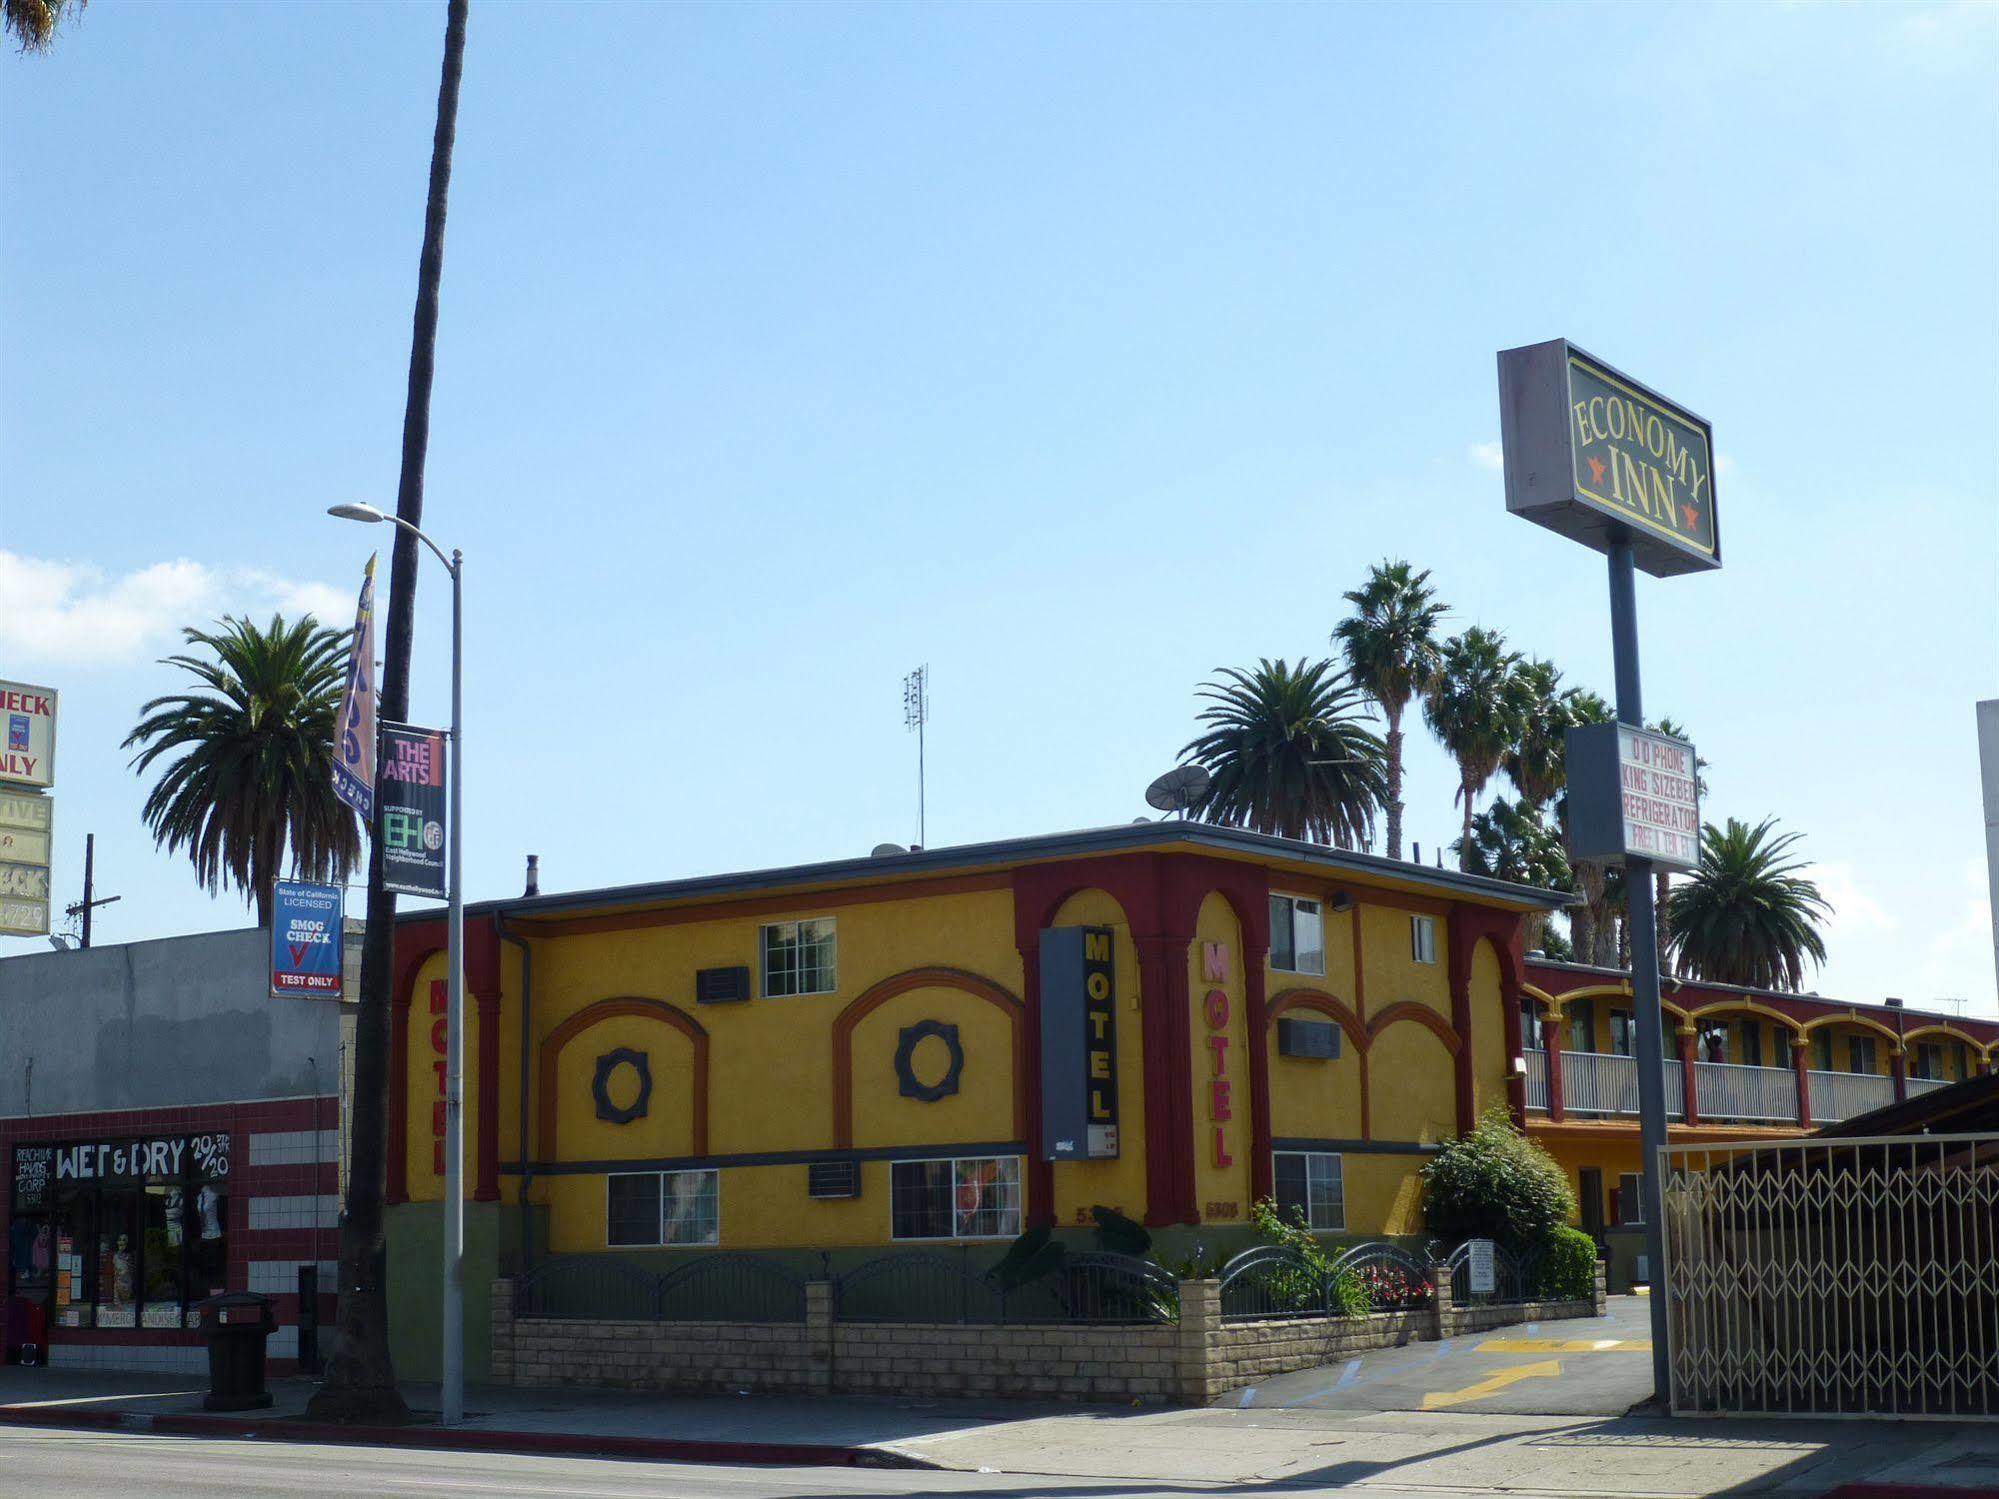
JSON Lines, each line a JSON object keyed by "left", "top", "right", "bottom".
{"left": 1497, "top": 339, "right": 1719, "bottom": 577}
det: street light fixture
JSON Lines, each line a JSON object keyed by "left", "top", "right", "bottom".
{"left": 329, "top": 502, "right": 468, "bottom": 1425}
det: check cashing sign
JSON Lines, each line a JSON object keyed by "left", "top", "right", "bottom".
{"left": 1497, "top": 340, "right": 1719, "bottom": 577}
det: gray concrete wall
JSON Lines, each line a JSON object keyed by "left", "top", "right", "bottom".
{"left": 0, "top": 927, "right": 346, "bottom": 1117}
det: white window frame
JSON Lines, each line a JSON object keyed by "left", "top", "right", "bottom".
{"left": 1409, "top": 915, "right": 1437, "bottom": 965}
{"left": 1268, "top": 894, "right": 1326, "bottom": 976}
{"left": 1272, "top": 1150, "right": 1345, "bottom": 1231}
{"left": 887, "top": 1155, "right": 1022, "bottom": 1242}
{"left": 760, "top": 917, "right": 837, "bottom": 998}
{"left": 604, "top": 1168, "right": 720, "bottom": 1248}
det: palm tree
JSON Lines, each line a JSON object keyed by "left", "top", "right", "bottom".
{"left": 1455, "top": 795, "right": 1570, "bottom": 952}
{"left": 1558, "top": 687, "right": 1616, "bottom": 965}
{"left": 1503, "top": 658, "right": 1571, "bottom": 811}
{"left": 1668, "top": 817, "right": 1830, "bottom": 991}
{"left": 1333, "top": 561, "right": 1447, "bottom": 861}
{"left": 123, "top": 616, "right": 359, "bottom": 927}
{"left": 1423, "top": 627, "right": 1524, "bottom": 870}
{"left": 312, "top": 0, "right": 468, "bottom": 1425}
{"left": 1182, "top": 658, "right": 1387, "bottom": 848}
{"left": 3, "top": 0, "right": 81, "bottom": 50}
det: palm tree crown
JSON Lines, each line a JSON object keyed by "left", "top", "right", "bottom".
{"left": 1333, "top": 560, "right": 1447, "bottom": 862}
{"left": 124, "top": 614, "right": 360, "bottom": 928}
{"left": 1182, "top": 657, "right": 1388, "bottom": 849}
{"left": 1423, "top": 626, "right": 1525, "bottom": 870}
{"left": 1503, "top": 658, "right": 1571, "bottom": 810}
{"left": 3, "top": 0, "right": 82, "bottom": 51}
{"left": 1668, "top": 816, "right": 1830, "bottom": 991}
{"left": 1557, "top": 686, "right": 1617, "bottom": 965}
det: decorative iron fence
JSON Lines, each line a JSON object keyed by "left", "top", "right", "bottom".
{"left": 514, "top": 1253, "right": 808, "bottom": 1323}
{"left": 1216, "top": 1242, "right": 1434, "bottom": 1321}
{"left": 830, "top": 1250, "right": 1172, "bottom": 1324}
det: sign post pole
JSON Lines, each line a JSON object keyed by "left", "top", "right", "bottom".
{"left": 1608, "top": 530, "right": 1672, "bottom": 1404}
{"left": 442, "top": 550, "right": 465, "bottom": 1427}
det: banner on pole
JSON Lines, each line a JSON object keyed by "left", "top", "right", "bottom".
{"left": 0, "top": 788, "right": 52, "bottom": 937}
{"left": 271, "top": 879, "right": 345, "bottom": 997}
{"left": 380, "top": 721, "right": 447, "bottom": 899}
{"left": 0, "top": 681, "right": 58, "bottom": 790}
{"left": 331, "top": 555, "right": 378, "bottom": 821}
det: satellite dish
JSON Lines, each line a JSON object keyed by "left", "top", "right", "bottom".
{"left": 870, "top": 843, "right": 909, "bottom": 858}
{"left": 1144, "top": 764, "right": 1211, "bottom": 816}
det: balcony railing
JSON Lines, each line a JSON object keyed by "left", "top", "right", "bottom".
{"left": 1527, "top": 1050, "right": 1947, "bottom": 1127}
{"left": 1559, "top": 1050, "right": 1686, "bottom": 1119}
{"left": 1692, "top": 1060, "right": 1798, "bottom": 1123}
{"left": 1806, "top": 1068, "right": 1897, "bottom": 1123}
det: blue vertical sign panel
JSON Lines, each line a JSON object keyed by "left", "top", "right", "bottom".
{"left": 271, "top": 880, "right": 345, "bottom": 998}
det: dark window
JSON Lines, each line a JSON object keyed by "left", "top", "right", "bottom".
{"left": 1268, "top": 896, "right": 1324, "bottom": 976}
{"left": 1814, "top": 1031, "right": 1834, "bottom": 1072}
{"left": 1272, "top": 1151, "right": 1343, "bottom": 1230}
{"left": 1569, "top": 1000, "right": 1595, "bottom": 1055}
{"left": 607, "top": 1174, "right": 662, "bottom": 1247}
{"left": 1608, "top": 1009, "right": 1634, "bottom": 1057}
{"left": 1520, "top": 1005, "right": 1542, "bottom": 1052}
{"left": 1617, "top": 1172, "right": 1645, "bottom": 1225}
{"left": 1740, "top": 1022, "right": 1763, "bottom": 1068}
{"left": 889, "top": 1157, "right": 1019, "bottom": 1240}
{"left": 1848, "top": 1036, "right": 1877, "bottom": 1075}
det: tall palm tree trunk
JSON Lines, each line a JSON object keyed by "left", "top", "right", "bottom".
{"left": 1654, "top": 868, "right": 1672, "bottom": 969}
{"left": 1458, "top": 773, "right": 1475, "bottom": 871}
{"left": 1384, "top": 705, "right": 1404, "bottom": 861}
{"left": 310, "top": 0, "right": 468, "bottom": 1424}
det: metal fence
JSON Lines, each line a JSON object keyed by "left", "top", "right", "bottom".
{"left": 1692, "top": 1061, "right": 1797, "bottom": 1123}
{"left": 1805, "top": 1069, "right": 1896, "bottom": 1124}
{"left": 1560, "top": 1051, "right": 1687, "bottom": 1119}
{"left": 514, "top": 1253, "right": 809, "bottom": 1323}
{"left": 1217, "top": 1242, "right": 1434, "bottom": 1321}
{"left": 830, "top": 1250, "right": 1173, "bottom": 1325}
{"left": 1661, "top": 1133, "right": 1999, "bottom": 1418}
{"left": 1441, "top": 1240, "right": 1546, "bottom": 1306}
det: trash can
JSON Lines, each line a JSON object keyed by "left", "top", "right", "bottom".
{"left": 197, "top": 1292, "right": 276, "bottom": 1412}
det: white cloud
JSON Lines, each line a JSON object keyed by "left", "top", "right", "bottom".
{"left": 1469, "top": 440, "right": 1504, "bottom": 472}
{"left": 0, "top": 550, "right": 357, "bottom": 668}
{"left": 1907, "top": 860, "right": 1998, "bottom": 1016}
{"left": 1804, "top": 861, "right": 1895, "bottom": 938}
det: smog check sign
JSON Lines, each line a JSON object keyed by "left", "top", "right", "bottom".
{"left": 1497, "top": 340, "right": 1720, "bottom": 578}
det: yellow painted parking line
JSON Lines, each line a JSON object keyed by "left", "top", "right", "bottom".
{"left": 1420, "top": 1359, "right": 1561, "bottom": 1410}
{"left": 1477, "top": 1337, "right": 1651, "bottom": 1354}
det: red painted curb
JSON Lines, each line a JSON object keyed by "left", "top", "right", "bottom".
{"left": 0, "top": 1403, "right": 923, "bottom": 1468}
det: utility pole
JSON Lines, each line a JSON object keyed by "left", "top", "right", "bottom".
{"left": 903, "top": 665, "right": 928, "bottom": 846}
{"left": 65, "top": 833, "right": 119, "bottom": 948}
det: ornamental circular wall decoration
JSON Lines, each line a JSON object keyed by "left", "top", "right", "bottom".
{"left": 592, "top": 1047, "right": 653, "bottom": 1125}
{"left": 894, "top": 1020, "right": 963, "bottom": 1102}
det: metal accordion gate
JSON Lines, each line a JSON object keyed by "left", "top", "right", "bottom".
{"left": 1660, "top": 1133, "right": 1999, "bottom": 1418}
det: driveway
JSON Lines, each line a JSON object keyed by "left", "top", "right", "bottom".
{"left": 1228, "top": 1293, "right": 1657, "bottom": 1416}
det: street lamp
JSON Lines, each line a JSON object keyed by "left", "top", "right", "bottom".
{"left": 329, "top": 502, "right": 468, "bottom": 1425}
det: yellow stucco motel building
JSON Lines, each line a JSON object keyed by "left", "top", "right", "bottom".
{"left": 381, "top": 821, "right": 1574, "bottom": 1376}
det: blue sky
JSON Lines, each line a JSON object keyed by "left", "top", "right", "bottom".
{"left": 3, "top": 1, "right": 1995, "bottom": 1014}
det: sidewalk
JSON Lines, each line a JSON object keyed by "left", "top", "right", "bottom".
{"left": 1, "top": 1363, "right": 1997, "bottom": 1494}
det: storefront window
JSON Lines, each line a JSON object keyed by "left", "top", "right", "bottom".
{"left": 11, "top": 1134, "right": 229, "bottom": 1333}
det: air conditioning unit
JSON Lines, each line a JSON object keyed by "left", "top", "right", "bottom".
{"left": 807, "top": 1160, "right": 860, "bottom": 1199}
{"left": 695, "top": 965, "right": 751, "bottom": 1004}
{"left": 1277, "top": 1018, "right": 1339, "bottom": 1059}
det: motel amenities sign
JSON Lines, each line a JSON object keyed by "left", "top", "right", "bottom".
{"left": 1038, "top": 926, "right": 1120, "bottom": 1161}
{"left": 1496, "top": 339, "right": 1719, "bottom": 577}
{"left": 1564, "top": 722, "right": 1702, "bottom": 873}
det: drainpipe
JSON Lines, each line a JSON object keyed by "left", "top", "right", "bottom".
{"left": 494, "top": 909, "right": 535, "bottom": 1278}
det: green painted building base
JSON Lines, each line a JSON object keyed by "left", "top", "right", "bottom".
{"left": 384, "top": 1200, "right": 505, "bottom": 1383}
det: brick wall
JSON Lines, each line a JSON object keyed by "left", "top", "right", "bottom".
{"left": 491, "top": 1261, "right": 1608, "bottom": 1405}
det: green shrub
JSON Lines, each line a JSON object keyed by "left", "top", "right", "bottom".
{"left": 1327, "top": 1267, "right": 1369, "bottom": 1317}
{"left": 1420, "top": 1108, "right": 1577, "bottom": 1249}
{"left": 1537, "top": 1226, "right": 1597, "bottom": 1301}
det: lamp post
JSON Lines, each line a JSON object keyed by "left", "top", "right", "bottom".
{"left": 330, "top": 502, "right": 466, "bottom": 1424}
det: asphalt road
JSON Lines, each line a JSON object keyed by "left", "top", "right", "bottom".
{"left": 0, "top": 1426, "right": 1574, "bottom": 1499}
{"left": 0, "top": 1429, "right": 1064, "bottom": 1499}
{"left": 1231, "top": 1295, "right": 1656, "bottom": 1416}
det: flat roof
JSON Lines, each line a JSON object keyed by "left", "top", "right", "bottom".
{"left": 413, "top": 820, "right": 1574, "bottom": 927}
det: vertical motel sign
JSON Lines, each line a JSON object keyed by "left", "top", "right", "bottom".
{"left": 1497, "top": 338, "right": 1720, "bottom": 1407}
{"left": 1039, "top": 927, "right": 1120, "bottom": 1160}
